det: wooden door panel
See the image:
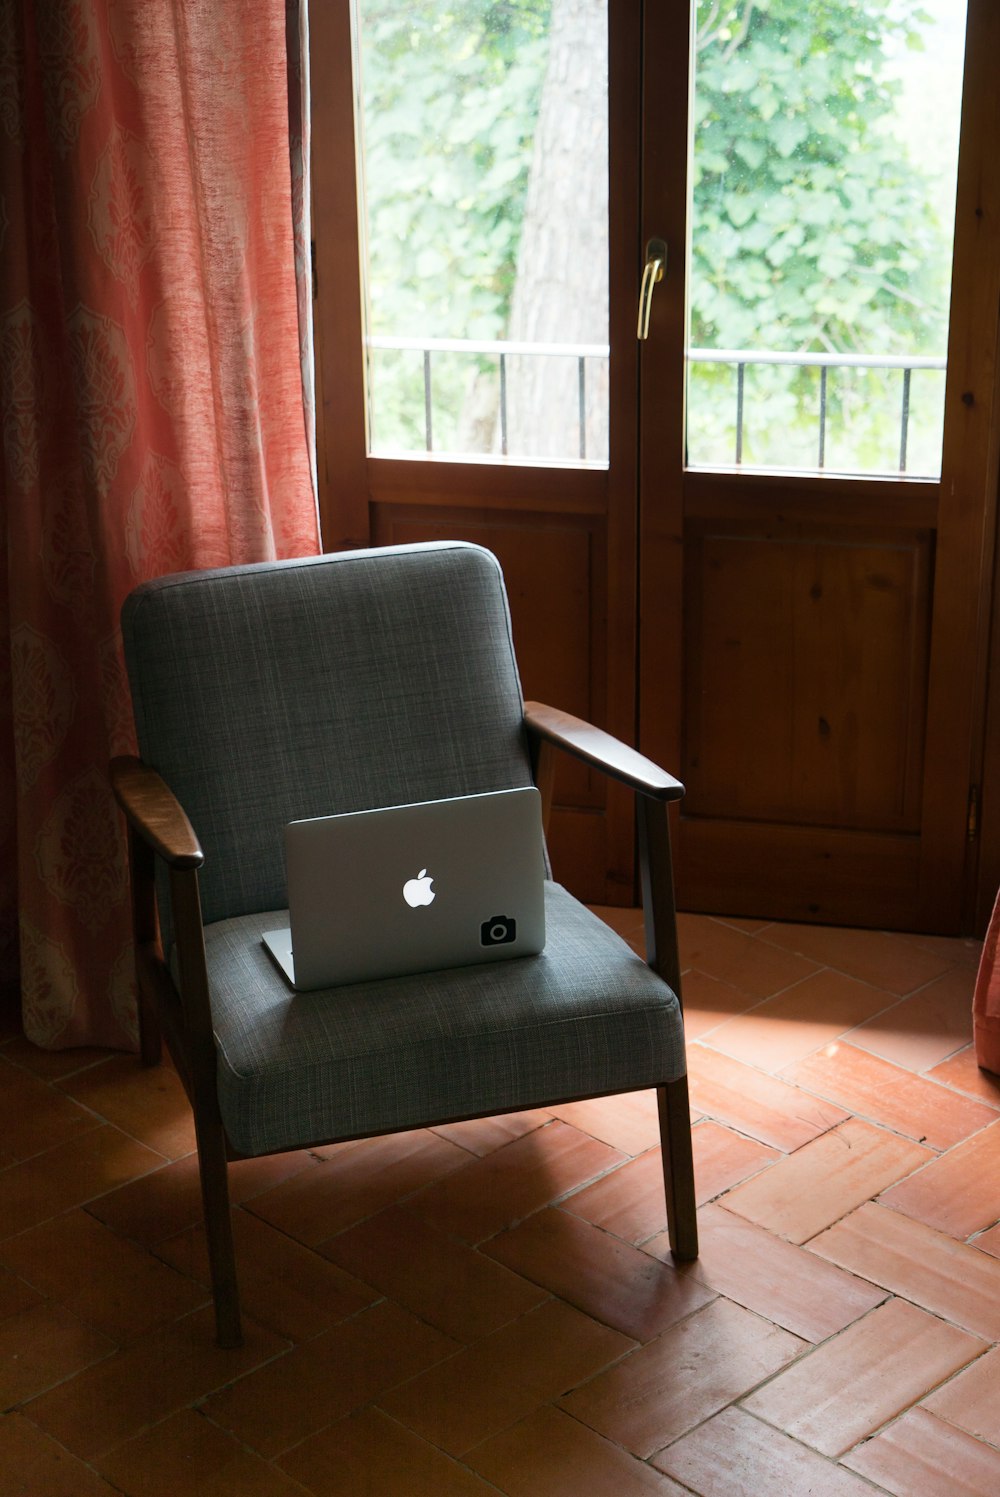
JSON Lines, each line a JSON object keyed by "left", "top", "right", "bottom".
{"left": 314, "top": 0, "right": 999, "bottom": 930}
{"left": 638, "top": 0, "right": 1000, "bottom": 934}
{"left": 682, "top": 519, "right": 932, "bottom": 832}
{"left": 679, "top": 820, "right": 920, "bottom": 928}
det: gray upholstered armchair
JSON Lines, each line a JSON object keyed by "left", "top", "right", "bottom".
{"left": 112, "top": 541, "right": 697, "bottom": 1346}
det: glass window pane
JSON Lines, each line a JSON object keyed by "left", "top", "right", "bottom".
{"left": 356, "top": 1, "right": 609, "bottom": 465}
{"left": 686, "top": 0, "right": 967, "bottom": 478}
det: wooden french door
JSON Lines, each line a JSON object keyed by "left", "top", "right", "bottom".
{"left": 639, "top": 0, "right": 1000, "bottom": 933}
{"left": 312, "top": 1, "right": 1000, "bottom": 931}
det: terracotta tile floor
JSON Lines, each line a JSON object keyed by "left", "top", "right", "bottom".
{"left": 2, "top": 910, "right": 1000, "bottom": 1495}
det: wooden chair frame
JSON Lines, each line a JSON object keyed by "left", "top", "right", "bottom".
{"left": 112, "top": 701, "right": 698, "bottom": 1348}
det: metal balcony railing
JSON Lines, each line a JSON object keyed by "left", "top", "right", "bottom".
{"left": 689, "top": 348, "right": 947, "bottom": 473}
{"left": 367, "top": 335, "right": 946, "bottom": 473}
{"left": 368, "top": 334, "right": 609, "bottom": 459}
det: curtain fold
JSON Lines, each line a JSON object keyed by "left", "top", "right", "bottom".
{"left": 0, "top": 0, "right": 320, "bottom": 1048}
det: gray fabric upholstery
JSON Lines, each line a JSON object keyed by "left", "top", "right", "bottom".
{"left": 122, "top": 543, "right": 533, "bottom": 937}
{"left": 202, "top": 882, "right": 685, "bottom": 1157}
{"left": 123, "top": 540, "right": 687, "bottom": 1165}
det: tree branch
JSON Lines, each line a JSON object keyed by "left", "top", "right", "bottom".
{"left": 722, "top": 1, "right": 756, "bottom": 63}
{"left": 697, "top": 1, "right": 756, "bottom": 59}
{"left": 696, "top": 1, "right": 723, "bottom": 52}
{"left": 854, "top": 266, "right": 936, "bottom": 316}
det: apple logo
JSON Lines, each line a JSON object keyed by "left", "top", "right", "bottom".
{"left": 402, "top": 868, "right": 435, "bottom": 908}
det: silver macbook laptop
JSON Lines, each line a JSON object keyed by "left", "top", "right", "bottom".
{"left": 261, "top": 787, "right": 546, "bottom": 991}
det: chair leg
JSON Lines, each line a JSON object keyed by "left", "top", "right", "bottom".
{"left": 127, "top": 824, "right": 161, "bottom": 1068}
{"left": 192, "top": 1113, "right": 243, "bottom": 1348}
{"left": 167, "top": 865, "right": 243, "bottom": 1346}
{"left": 657, "top": 1076, "right": 699, "bottom": 1261}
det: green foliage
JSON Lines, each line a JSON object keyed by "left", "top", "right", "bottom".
{"left": 359, "top": 0, "right": 952, "bottom": 469}
{"left": 689, "top": 0, "right": 948, "bottom": 468}
{"left": 692, "top": 0, "right": 943, "bottom": 356}
{"left": 359, "top": 1, "right": 551, "bottom": 449}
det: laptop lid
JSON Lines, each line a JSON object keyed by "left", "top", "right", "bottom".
{"left": 262, "top": 787, "right": 545, "bottom": 991}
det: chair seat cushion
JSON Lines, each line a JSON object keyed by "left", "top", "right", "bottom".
{"left": 203, "top": 882, "right": 686, "bottom": 1157}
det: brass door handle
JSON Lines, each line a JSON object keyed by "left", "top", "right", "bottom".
{"left": 637, "top": 238, "right": 667, "bottom": 340}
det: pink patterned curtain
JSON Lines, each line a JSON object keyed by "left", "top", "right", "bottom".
{"left": 0, "top": 0, "right": 320, "bottom": 1048}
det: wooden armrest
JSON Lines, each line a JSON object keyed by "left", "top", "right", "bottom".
{"left": 110, "top": 756, "right": 204, "bottom": 869}
{"left": 524, "top": 703, "right": 684, "bottom": 802}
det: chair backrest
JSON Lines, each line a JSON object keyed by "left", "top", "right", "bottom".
{"left": 121, "top": 541, "right": 534, "bottom": 931}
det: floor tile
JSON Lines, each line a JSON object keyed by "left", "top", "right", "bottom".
{"left": 0, "top": 1036, "right": 110, "bottom": 1082}
{"left": 704, "top": 969, "right": 895, "bottom": 1073}
{"left": 247, "top": 1130, "right": 471, "bottom": 1246}
{"left": 723, "top": 1118, "right": 933, "bottom": 1243}
{"left": 0, "top": 1055, "right": 99, "bottom": 1160}
{"left": 320, "top": 1203, "right": 547, "bottom": 1343}
{"left": 560, "top": 1297, "right": 804, "bottom": 1459}
{"left": 809, "top": 1201, "right": 1000, "bottom": 1340}
{"left": 278, "top": 1407, "right": 499, "bottom": 1497}
{"left": 485, "top": 1206, "right": 715, "bottom": 1342}
{"left": 689, "top": 1120, "right": 780, "bottom": 1204}
{"left": 0, "top": 1263, "right": 43, "bottom": 1321}
{"left": 843, "top": 1405, "right": 1000, "bottom": 1497}
{"left": 379, "top": 1298, "right": 634, "bottom": 1458}
{"left": 227, "top": 1149, "right": 327, "bottom": 1202}
{"left": 204, "top": 1300, "right": 457, "bottom": 1459}
{"left": 927, "top": 1045, "right": 1000, "bottom": 1108}
{"left": 155, "top": 1206, "right": 377, "bottom": 1343}
{"left": 786, "top": 1042, "right": 998, "bottom": 1150}
{"left": 86, "top": 1149, "right": 314, "bottom": 1246}
{"left": 95, "top": 1408, "right": 305, "bottom": 1497}
{"left": 0, "top": 1303, "right": 114, "bottom": 1407}
{"left": 0, "top": 1412, "right": 120, "bottom": 1496}
{"left": 592, "top": 905, "right": 647, "bottom": 958}
{"left": 653, "top": 1406, "right": 876, "bottom": 1496}
{"left": 407, "top": 1121, "right": 625, "bottom": 1246}
{"left": 758, "top": 922, "right": 955, "bottom": 994}
{"left": 82, "top": 1153, "right": 207, "bottom": 1245}
{"left": 467, "top": 1406, "right": 687, "bottom": 1496}
{"left": 0, "top": 1208, "right": 207, "bottom": 1344}
{"left": 547, "top": 1090, "right": 663, "bottom": 1155}
{"left": 676, "top": 914, "right": 820, "bottom": 1000}
{"left": 849, "top": 967, "right": 976, "bottom": 1072}
{"left": 645, "top": 1203, "right": 886, "bottom": 1342}
{"left": 57, "top": 1055, "right": 197, "bottom": 1160}
{"left": 879, "top": 1118, "right": 1000, "bottom": 1238}
{"left": 680, "top": 968, "right": 766, "bottom": 1040}
{"left": 430, "top": 1109, "right": 551, "bottom": 1156}
{"left": 564, "top": 1125, "right": 777, "bottom": 1246}
{"left": 0, "top": 1126, "right": 165, "bottom": 1241}
{"left": 24, "top": 1306, "right": 288, "bottom": 1460}
{"left": 687, "top": 1043, "right": 847, "bottom": 1151}
{"left": 712, "top": 915, "right": 775, "bottom": 935}
{"left": 742, "top": 1298, "right": 985, "bottom": 1457}
{"left": 560, "top": 1149, "right": 669, "bottom": 1243}
{"left": 971, "top": 1220, "right": 1000, "bottom": 1257}
{"left": 904, "top": 931, "right": 983, "bottom": 968}
{"left": 5, "top": 908, "right": 1000, "bottom": 1495}
{"left": 592, "top": 904, "right": 646, "bottom": 945}
{"left": 922, "top": 1344, "right": 1000, "bottom": 1443}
